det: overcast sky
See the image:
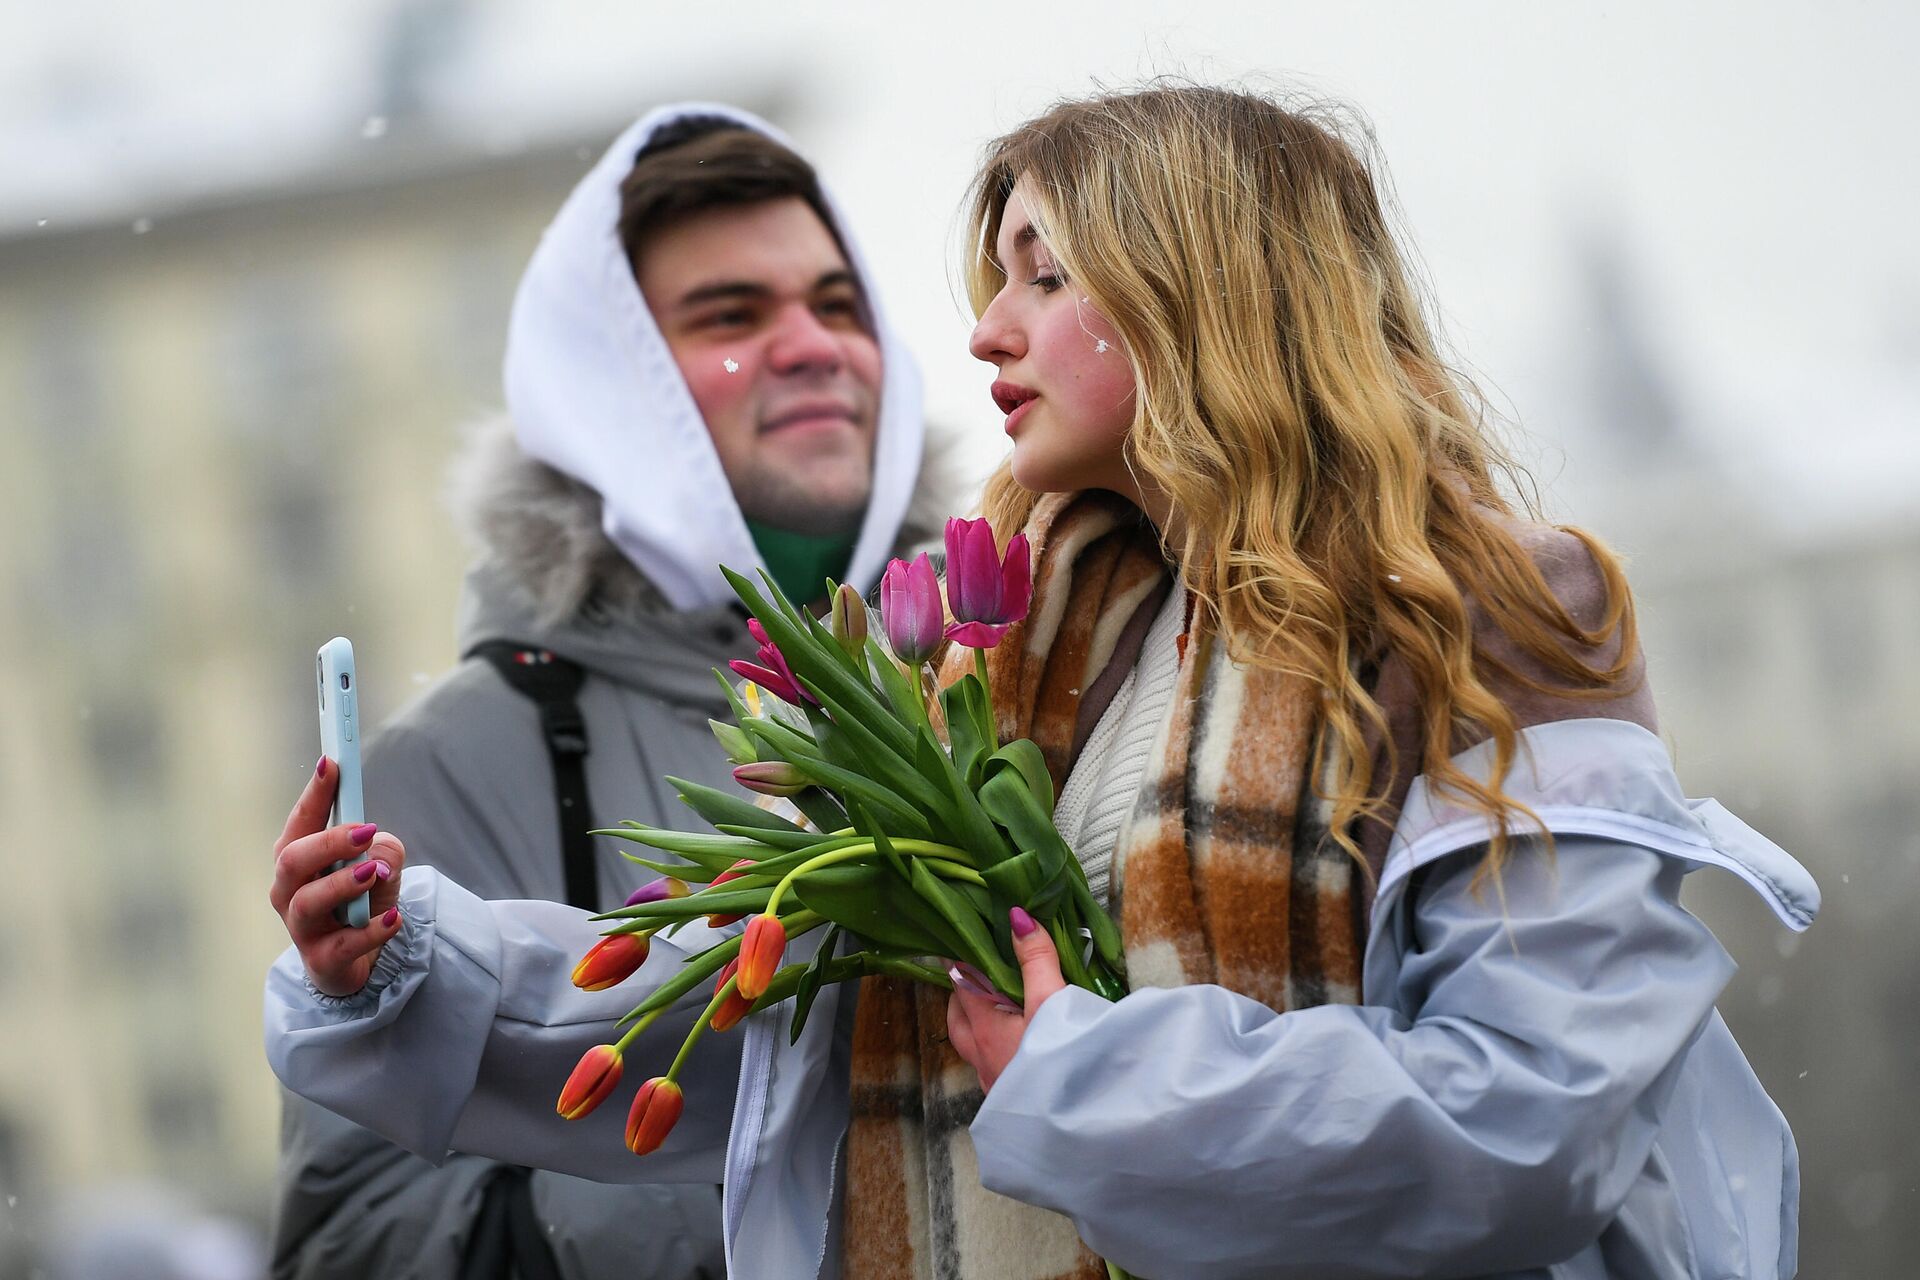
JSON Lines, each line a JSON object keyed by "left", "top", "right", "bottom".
{"left": 5, "top": 1, "right": 1916, "bottom": 530}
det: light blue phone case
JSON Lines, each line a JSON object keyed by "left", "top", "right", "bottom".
{"left": 317, "top": 636, "right": 370, "bottom": 928}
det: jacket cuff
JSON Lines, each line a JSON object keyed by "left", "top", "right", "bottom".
{"left": 303, "top": 906, "right": 417, "bottom": 1013}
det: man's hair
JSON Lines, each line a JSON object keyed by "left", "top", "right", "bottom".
{"left": 617, "top": 117, "right": 842, "bottom": 268}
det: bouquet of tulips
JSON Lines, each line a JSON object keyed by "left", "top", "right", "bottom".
{"left": 551, "top": 518, "right": 1128, "bottom": 1157}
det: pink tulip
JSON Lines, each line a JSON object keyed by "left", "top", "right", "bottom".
{"left": 942, "top": 519, "right": 1031, "bottom": 649}
{"left": 728, "top": 618, "right": 815, "bottom": 706}
{"left": 880, "top": 553, "right": 944, "bottom": 665}
{"left": 733, "top": 761, "right": 809, "bottom": 797}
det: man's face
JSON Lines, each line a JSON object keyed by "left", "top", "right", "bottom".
{"left": 635, "top": 197, "right": 882, "bottom": 536}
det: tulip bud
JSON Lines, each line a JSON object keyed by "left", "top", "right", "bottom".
{"left": 625, "top": 1076, "right": 685, "bottom": 1156}
{"left": 571, "top": 932, "right": 649, "bottom": 991}
{"left": 880, "top": 553, "right": 944, "bottom": 665}
{"left": 709, "top": 958, "right": 755, "bottom": 1032}
{"left": 830, "top": 582, "right": 868, "bottom": 656}
{"left": 556, "top": 1044, "right": 624, "bottom": 1120}
{"left": 710, "top": 719, "right": 757, "bottom": 765}
{"left": 624, "top": 877, "right": 690, "bottom": 908}
{"left": 705, "top": 859, "right": 755, "bottom": 927}
{"left": 733, "top": 761, "right": 808, "bottom": 797}
{"left": 736, "top": 913, "right": 787, "bottom": 1000}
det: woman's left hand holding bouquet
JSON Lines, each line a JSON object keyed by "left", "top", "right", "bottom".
{"left": 946, "top": 905, "right": 1067, "bottom": 1092}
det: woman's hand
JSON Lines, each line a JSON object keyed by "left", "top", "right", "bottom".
{"left": 946, "top": 907, "right": 1066, "bottom": 1093}
{"left": 269, "top": 758, "right": 408, "bottom": 997}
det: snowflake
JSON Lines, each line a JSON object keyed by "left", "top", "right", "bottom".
{"left": 723, "top": 358, "right": 740, "bottom": 373}
{"left": 1094, "top": 339, "right": 1110, "bottom": 354}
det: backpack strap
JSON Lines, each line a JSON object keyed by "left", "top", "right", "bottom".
{"left": 466, "top": 641, "right": 599, "bottom": 912}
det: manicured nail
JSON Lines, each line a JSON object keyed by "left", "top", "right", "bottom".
{"left": 350, "top": 823, "right": 378, "bottom": 846}
{"left": 947, "top": 963, "right": 995, "bottom": 1000}
{"left": 315, "top": 756, "right": 329, "bottom": 780}
{"left": 373, "top": 859, "right": 393, "bottom": 881}
{"left": 352, "top": 860, "right": 378, "bottom": 883}
{"left": 1010, "top": 906, "right": 1037, "bottom": 938}
{"left": 382, "top": 907, "right": 400, "bottom": 927}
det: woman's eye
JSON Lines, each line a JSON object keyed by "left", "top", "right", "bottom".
{"left": 1027, "top": 274, "right": 1063, "bottom": 294}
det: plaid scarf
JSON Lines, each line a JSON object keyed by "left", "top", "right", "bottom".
{"left": 840, "top": 490, "right": 1367, "bottom": 1280}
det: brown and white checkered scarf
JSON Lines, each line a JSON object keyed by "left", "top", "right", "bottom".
{"left": 839, "top": 489, "right": 1367, "bottom": 1280}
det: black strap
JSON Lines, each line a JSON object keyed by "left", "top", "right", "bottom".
{"left": 468, "top": 641, "right": 599, "bottom": 912}
{"left": 461, "top": 1165, "right": 565, "bottom": 1280}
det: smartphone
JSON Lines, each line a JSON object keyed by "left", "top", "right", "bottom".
{"left": 317, "top": 636, "right": 370, "bottom": 928}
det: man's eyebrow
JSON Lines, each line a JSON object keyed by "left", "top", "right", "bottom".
{"left": 675, "top": 270, "right": 860, "bottom": 310}
{"left": 675, "top": 280, "right": 770, "bottom": 309}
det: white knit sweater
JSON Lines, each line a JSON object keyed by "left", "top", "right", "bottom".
{"left": 1053, "top": 581, "right": 1187, "bottom": 909}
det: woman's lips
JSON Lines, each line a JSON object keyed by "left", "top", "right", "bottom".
{"left": 1004, "top": 397, "right": 1038, "bottom": 435}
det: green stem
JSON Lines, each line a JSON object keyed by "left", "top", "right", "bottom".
{"left": 973, "top": 646, "right": 991, "bottom": 710}
{"left": 664, "top": 977, "right": 738, "bottom": 1083}
{"left": 922, "top": 858, "right": 986, "bottom": 886}
{"left": 763, "top": 839, "right": 974, "bottom": 915}
{"left": 613, "top": 1004, "right": 668, "bottom": 1055}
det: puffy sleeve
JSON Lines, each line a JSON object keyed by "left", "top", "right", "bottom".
{"left": 968, "top": 835, "right": 1733, "bottom": 1278}
{"left": 264, "top": 867, "right": 742, "bottom": 1185}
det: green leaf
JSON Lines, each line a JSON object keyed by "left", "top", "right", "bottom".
{"left": 713, "top": 823, "right": 838, "bottom": 850}
{"left": 976, "top": 766, "right": 1071, "bottom": 903}
{"left": 667, "top": 776, "right": 806, "bottom": 835}
{"left": 792, "top": 788, "right": 851, "bottom": 836}
{"left": 864, "top": 636, "right": 925, "bottom": 728}
{"left": 940, "top": 675, "right": 992, "bottom": 786}
{"left": 913, "top": 727, "right": 1015, "bottom": 866}
{"left": 791, "top": 863, "right": 965, "bottom": 957}
{"left": 985, "top": 739, "right": 1055, "bottom": 815}
{"left": 781, "top": 754, "right": 933, "bottom": 839}
{"left": 908, "top": 859, "right": 1022, "bottom": 999}
{"left": 591, "top": 827, "right": 760, "bottom": 875}
{"left": 801, "top": 682, "right": 955, "bottom": 826}
{"left": 737, "top": 715, "right": 823, "bottom": 764}
{"left": 616, "top": 932, "right": 743, "bottom": 1026}
{"left": 596, "top": 884, "right": 769, "bottom": 925}
{"left": 1067, "top": 858, "right": 1125, "bottom": 968}
{"left": 847, "top": 797, "right": 911, "bottom": 882}
{"left": 788, "top": 925, "right": 844, "bottom": 1045}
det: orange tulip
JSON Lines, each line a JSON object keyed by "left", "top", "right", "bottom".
{"left": 571, "top": 932, "right": 649, "bottom": 991}
{"left": 625, "top": 1077, "right": 685, "bottom": 1156}
{"left": 736, "top": 913, "right": 786, "bottom": 1000}
{"left": 709, "top": 959, "right": 754, "bottom": 1033}
{"left": 555, "top": 1045, "right": 623, "bottom": 1120}
{"left": 705, "top": 859, "right": 755, "bottom": 927}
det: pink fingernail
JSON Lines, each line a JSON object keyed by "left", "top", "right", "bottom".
{"left": 352, "top": 860, "right": 378, "bottom": 884}
{"left": 383, "top": 907, "right": 400, "bottom": 927}
{"left": 1010, "top": 906, "right": 1037, "bottom": 938}
{"left": 315, "top": 756, "right": 329, "bottom": 780}
{"left": 350, "top": 823, "right": 378, "bottom": 846}
{"left": 373, "top": 859, "right": 393, "bottom": 881}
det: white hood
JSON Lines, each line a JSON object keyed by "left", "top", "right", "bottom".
{"left": 503, "top": 102, "right": 925, "bottom": 612}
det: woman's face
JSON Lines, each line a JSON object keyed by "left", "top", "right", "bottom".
{"left": 968, "top": 178, "right": 1137, "bottom": 497}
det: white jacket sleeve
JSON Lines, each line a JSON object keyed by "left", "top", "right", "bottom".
{"left": 968, "top": 836, "right": 1735, "bottom": 1279}
{"left": 264, "top": 868, "right": 741, "bottom": 1185}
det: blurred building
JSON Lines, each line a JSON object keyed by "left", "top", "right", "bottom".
{"left": 0, "top": 94, "right": 779, "bottom": 1249}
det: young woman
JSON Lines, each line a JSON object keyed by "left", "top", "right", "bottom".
{"left": 268, "top": 85, "right": 1816, "bottom": 1280}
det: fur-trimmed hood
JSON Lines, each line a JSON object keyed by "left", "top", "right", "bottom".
{"left": 447, "top": 413, "right": 963, "bottom": 699}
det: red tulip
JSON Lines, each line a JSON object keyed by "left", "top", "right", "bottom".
{"left": 571, "top": 932, "right": 649, "bottom": 991}
{"left": 555, "top": 1044, "right": 623, "bottom": 1120}
{"left": 705, "top": 859, "right": 755, "bottom": 927}
{"left": 625, "top": 1077, "right": 685, "bottom": 1156}
{"left": 736, "top": 913, "right": 787, "bottom": 1000}
{"left": 943, "top": 518, "right": 1031, "bottom": 649}
{"left": 709, "top": 958, "right": 754, "bottom": 1033}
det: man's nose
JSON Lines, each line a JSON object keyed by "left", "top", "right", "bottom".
{"left": 767, "top": 304, "right": 845, "bottom": 375}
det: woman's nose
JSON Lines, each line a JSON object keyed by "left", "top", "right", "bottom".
{"left": 969, "top": 289, "right": 1023, "bottom": 365}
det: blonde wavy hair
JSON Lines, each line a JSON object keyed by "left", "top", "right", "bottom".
{"left": 964, "top": 83, "right": 1639, "bottom": 880}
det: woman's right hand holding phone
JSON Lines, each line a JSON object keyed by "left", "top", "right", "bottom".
{"left": 271, "top": 757, "right": 409, "bottom": 996}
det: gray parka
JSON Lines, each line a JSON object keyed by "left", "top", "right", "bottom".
{"left": 270, "top": 100, "right": 959, "bottom": 1280}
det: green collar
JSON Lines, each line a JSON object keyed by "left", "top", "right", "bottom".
{"left": 746, "top": 519, "right": 858, "bottom": 609}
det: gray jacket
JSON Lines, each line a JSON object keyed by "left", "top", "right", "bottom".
{"left": 266, "top": 715, "right": 1817, "bottom": 1279}
{"left": 272, "top": 97, "right": 960, "bottom": 1280}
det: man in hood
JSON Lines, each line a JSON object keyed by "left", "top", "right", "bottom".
{"left": 271, "top": 103, "right": 959, "bottom": 1280}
